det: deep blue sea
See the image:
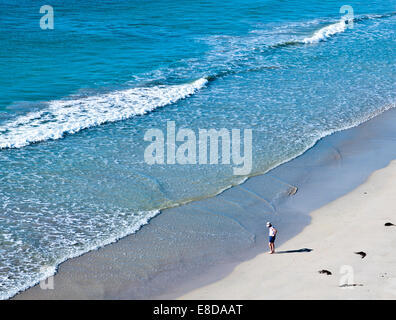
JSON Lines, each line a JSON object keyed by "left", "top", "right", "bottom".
{"left": 0, "top": 0, "right": 395, "bottom": 299}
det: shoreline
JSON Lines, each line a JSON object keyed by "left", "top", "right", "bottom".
{"left": 14, "top": 106, "right": 396, "bottom": 300}
{"left": 178, "top": 159, "right": 396, "bottom": 299}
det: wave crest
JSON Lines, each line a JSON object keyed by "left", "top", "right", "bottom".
{"left": 302, "top": 20, "right": 347, "bottom": 44}
{"left": 0, "top": 78, "right": 207, "bottom": 149}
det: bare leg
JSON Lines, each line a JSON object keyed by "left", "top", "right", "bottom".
{"left": 268, "top": 242, "right": 272, "bottom": 253}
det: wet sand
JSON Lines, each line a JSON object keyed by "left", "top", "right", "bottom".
{"left": 179, "top": 160, "right": 396, "bottom": 299}
{"left": 15, "top": 106, "right": 396, "bottom": 300}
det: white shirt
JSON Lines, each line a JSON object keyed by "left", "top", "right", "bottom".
{"left": 269, "top": 226, "right": 276, "bottom": 237}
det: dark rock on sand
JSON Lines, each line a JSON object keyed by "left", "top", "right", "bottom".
{"left": 385, "top": 222, "right": 395, "bottom": 226}
{"left": 355, "top": 251, "right": 366, "bottom": 259}
{"left": 318, "top": 270, "right": 332, "bottom": 275}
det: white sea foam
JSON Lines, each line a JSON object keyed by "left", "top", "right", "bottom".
{"left": 302, "top": 20, "right": 347, "bottom": 44}
{"left": 0, "top": 78, "right": 207, "bottom": 149}
{"left": 0, "top": 209, "right": 160, "bottom": 300}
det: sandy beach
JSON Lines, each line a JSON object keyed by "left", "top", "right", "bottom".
{"left": 13, "top": 107, "right": 396, "bottom": 300}
{"left": 179, "top": 160, "right": 396, "bottom": 299}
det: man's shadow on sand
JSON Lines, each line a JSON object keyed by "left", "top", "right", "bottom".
{"left": 275, "top": 248, "right": 313, "bottom": 254}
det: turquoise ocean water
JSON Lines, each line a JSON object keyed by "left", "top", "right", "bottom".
{"left": 0, "top": 0, "right": 395, "bottom": 298}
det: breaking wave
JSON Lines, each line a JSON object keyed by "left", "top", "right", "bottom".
{"left": 0, "top": 78, "right": 208, "bottom": 149}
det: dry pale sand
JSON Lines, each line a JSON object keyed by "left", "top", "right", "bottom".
{"left": 179, "top": 160, "right": 396, "bottom": 299}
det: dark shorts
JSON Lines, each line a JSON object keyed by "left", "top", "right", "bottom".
{"left": 269, "top": 236, "right": 276, "bottom": 243}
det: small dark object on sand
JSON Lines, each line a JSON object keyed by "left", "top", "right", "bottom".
{"left": 318, "top": 270, "right": 332, "bottom": 275}
{"left": 355, "top": 251, "right": 366, "bottom": 259}
{"left": 288, "top": 186, "right": 298, "bottom": 196}
{"left": 385, "top": 222, "right": 395, "bottom": 226}
{"left": 339, "top": 283, "right": 363, "bottom": 288}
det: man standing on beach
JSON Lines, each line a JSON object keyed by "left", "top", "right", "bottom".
{"left": 266, "top": 222, "right": 277, "bottom": 254}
